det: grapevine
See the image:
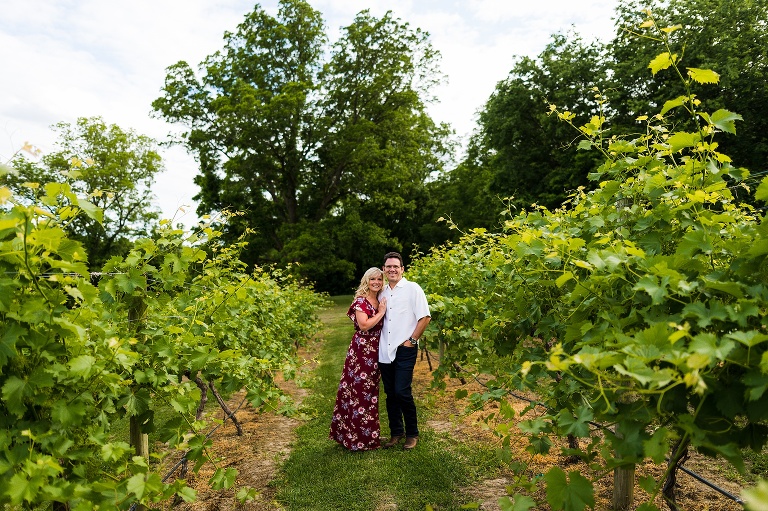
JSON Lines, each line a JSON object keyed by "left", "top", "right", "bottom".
{"left": 0, "top": 173, "right": 324, "bottom": 509}
{"left": 410, "top": 14, "right": 768, "bottom": 511}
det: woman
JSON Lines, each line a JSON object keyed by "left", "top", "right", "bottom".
{"left": 329, "top": 267, "right": 387, "bottom": 451}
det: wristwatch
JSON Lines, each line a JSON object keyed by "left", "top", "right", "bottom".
{"left": 408, "top": 337, "right": 419, "bottom": 347}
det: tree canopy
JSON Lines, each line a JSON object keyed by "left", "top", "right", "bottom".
{"left": 152, "top": 0, "right": 449, "bottom": 293}
{"left": 4, "top": 116, "right": 162, "bottom": 269}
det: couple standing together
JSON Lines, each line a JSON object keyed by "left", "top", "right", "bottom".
{"left": 329, "top": 251, "right": 431, "bottom": 451}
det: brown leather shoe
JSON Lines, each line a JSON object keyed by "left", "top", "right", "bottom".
{"left": 382, "top": 435, "right": 404, "bottom": 449}
{"left": 403, "top": 437, "right": 418, "bottom": 450}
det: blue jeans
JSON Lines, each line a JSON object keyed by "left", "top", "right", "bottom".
{"left": 380, "top": 345, "right": 419, "bottom": 438}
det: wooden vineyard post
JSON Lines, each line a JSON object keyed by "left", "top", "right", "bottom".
{"left": 128, "top": 295, "right": 149, "bottom": 510}
{"left": 612, "top": 376, "right": 635, "bottom": 510}
{"left": 613, "top": 464, "right": 635, "bottom": 510}
{"left": 129, "top": 416, "right": 150, "bottom": 459}
{"left": 129, "top": 295, "right": 149, "bottom": 459}
{"left": 128, "top": 296, "right": 150, "bottom": 454}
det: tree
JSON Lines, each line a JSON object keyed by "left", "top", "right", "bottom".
{"left": 460, "top": 33, "right": 608, "bottom": 216}
{"left": 152, "top": 0, "right": 448, "bottom": 292}
{"left": 420, "top": 136, "right": 501, "bottom": 246}
{"left": 4, "top": 117, "right": 162, "bottom": 269}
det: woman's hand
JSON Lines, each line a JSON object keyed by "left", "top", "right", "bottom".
{"left": 379, "top": 297, "right": 387, "bottom": 315}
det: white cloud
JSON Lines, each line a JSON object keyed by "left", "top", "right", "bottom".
{"left": 1, "top": 0, "right": 619, "bottom": 226}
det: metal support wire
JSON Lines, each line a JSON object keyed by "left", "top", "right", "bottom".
{"left": 422, "top": 347, "right": 746, "bottom": 506}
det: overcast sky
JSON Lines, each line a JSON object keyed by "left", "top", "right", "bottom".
{"left": 1, "top": 0, "right": 618, "bottom": 226}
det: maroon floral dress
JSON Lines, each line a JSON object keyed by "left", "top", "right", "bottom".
{"left": 329, "top": 297, "right": 382, "bottom": 451}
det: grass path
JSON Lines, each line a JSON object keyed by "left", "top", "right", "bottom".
{"left": 273, "top": 295, "right": 500, "bottom": 511}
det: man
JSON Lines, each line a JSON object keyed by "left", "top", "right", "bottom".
{"left": 378, "top": 251, "right": 431, "bottom": 450}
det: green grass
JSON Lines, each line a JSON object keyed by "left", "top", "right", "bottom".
{"left": 274, "top": 296, "right": 501, "bottom": 511}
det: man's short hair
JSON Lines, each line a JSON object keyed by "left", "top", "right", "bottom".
{"left": 383, "top": 251, "right": 404, "bottom": 267}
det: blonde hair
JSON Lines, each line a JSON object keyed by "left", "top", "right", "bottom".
{"left": 354, "top": 267, "right": 384, "bottom": 298}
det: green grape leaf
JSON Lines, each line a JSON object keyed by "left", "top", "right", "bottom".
{"left": 126, "top": 471, "right": 162, "bottom": 501}
{"left": 687, "top": 68, "right": 720, "bottom": 84}
{"left": 607, "top": 140, "right": 637, "bottom": 153}
{"left": 667, "top": 132, "right": 701, "bottom": 153}
{"left": 747, "top": 238, "right": 768, "bottom": 257}
{"left": 648, "top": 52, "right": 676, "bottom": 75}
{"left": 69, "top": 355, "right": 96, "bottom": 379}
{"left": 210, "top": 467, "right": 238, "bottom": 490}
{"left": 638, "top": 476, "right": 660, "bottom": 497}
{"left": 101, "top": 441, "right": 133, "bottom": 463}
{"left": 634, "top": 275, "right": 667, "bottom": 304}
{"left": 75, "top": 196, "right": 104, "bottom": 224}
{"left": 126, "top": 473, "right": 148, "bottom": 500}
{"left": 703, "top": 279, "right": 744, "bottom": 298}
{"left": 236, "top": 487, "right": 259, "bottom": 503}
{"left": 755, "top": 176, "right": 768, "bottom": 202}
{"left": 176, "top": 485, "right": 197, "bottom": 503}
{"left": 556, "top": 405, "right": 593, "bottom": 438}
{"left": 682, "top": 302, "right": 728, "bottom": 328}
{"left": 526, "top": 435, "right": 552, "bottom": 455}
{"left": 499, "top": 494, "right": 537, "bottom": 511}
{"left": 677, "top": 230, "right": 711, "bottom": 257}
{"left": 6, "top": 472, "right": 37, "bottom": 504}
{"left": 660, "top": 95, "right": 688, "bottom": 116}
{"left": 123, "top": 388, "right": 151, "bottom": 416}
{"left": 52, "top": 399, "right": 87, "bottom": 427}
{"left": 556, "top": 271, "right": 574, "bottom": 288}
{"left": 727, "top": 331, "right": 768, "bottom": 348}
{"left": 28, "top": 228, "right": 65, "bottom": 251}
{"left": 545, "top": 467, "right": 594, "bottom": 511}
{"left": 643, "top": 427, "right": 672, "bottom": 463}
{"left": 519, "top": 417, "right": 548, "bottom": 434}
{"left": 0, "top": 324, "right": 25, "bottom": 367}
{"left": 728, "top": 300, "right": 760, "bottom": 326}
{"left": 690, "top": 332, "right": 734, "bottom": 361}
{"left": 743, "top": 371, "right": 768, "bottom": 401}
{"left": 710, "top": 109, "right": 742, "bottom": 134}
{"left": 2, "top": 376, "right": 31, "bottom": 416}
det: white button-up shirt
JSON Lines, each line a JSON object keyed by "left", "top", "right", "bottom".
{"left": 379, "top": 277, "right": 430, "bottom": 364}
